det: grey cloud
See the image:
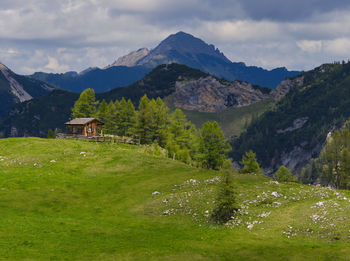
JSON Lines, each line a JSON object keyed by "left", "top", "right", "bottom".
{"left": 239, "top": 0, "right": 350, "bottom": 21}
{"left": 1, "top": 0, "right": 350, "bottom": 74}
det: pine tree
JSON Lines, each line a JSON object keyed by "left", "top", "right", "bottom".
{"left": 72, "top": 88, "right": 98, "bottom": 118}
{"left": 97, "top": 99, "right": 108, "bottom": 122}
{"left": 153, "top": 97, "right": 169, "bottom": 145}
{"left": 240, "top": 150, "right": 262, "bottom": 174}
{"left": 125, "top": 99, "right": 137, "bottom": 136}
{"left": 198, "top": 121, "right": 231, "bottom": 169}
{"left": 166, "top": 109, "right": 198, "bottom": 163}
{"left": 136, "top": 95, "right": 153, "bottom": 144}
{"left": 103, "top": 101, "right": 116, "bottom": 134}
{"left": 212, "top": 159, "right": 239, "bottom": 224}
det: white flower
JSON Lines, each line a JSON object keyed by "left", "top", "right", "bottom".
{"left": 80, "top": 152, "right": 86, "bottom": 155}
{"left": 247, "top": 224, "right": 254, "bottom": 230}
{"left": 152, "top": 191, "right": 160, "bottom": 195}
{"left": 50, "top": 160, "right": 56, "bottom": 163}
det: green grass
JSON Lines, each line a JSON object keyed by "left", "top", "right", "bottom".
{"left": 0, "top": 138, "right": 350, "bottom": 260}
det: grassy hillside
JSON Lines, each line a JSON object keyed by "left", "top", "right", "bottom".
{"left": 0, "top": 138, "right": 350, "bottom": 260}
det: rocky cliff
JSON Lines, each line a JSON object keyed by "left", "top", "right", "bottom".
{"left": 0, "top": 62, "right": 55, "bottom": 118}
{"left": 174, "top": 76, "right": 270, "bottom": 112}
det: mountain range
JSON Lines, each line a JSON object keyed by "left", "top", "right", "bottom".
{"left": 30, "top": 32, "right": 300, "bottom": 92}
{"left": 0, "top": 64, "right": 273, "bottom": 138}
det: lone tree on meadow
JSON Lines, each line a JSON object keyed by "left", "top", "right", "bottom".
{"left": 212, "top": 159, "right": 239, "bottom": 224}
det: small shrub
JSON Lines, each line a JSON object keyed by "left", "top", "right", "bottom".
{"left": 47, "top": 129, "right": 56, "bottom": 139}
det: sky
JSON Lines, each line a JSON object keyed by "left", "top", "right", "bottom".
{"left": 1, "top": 0, "right": 350, "bottom": 74}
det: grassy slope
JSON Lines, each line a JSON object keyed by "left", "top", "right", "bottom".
{"left": 0, "top": 138, "right": 349, "bottom": 260}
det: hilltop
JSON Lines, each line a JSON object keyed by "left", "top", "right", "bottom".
{"left": 0, "top": 138, "right": 349, "bottom": 260}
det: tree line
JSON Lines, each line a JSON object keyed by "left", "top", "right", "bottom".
{"left": 71, "top": 88, "right": 231, "bottom": 170}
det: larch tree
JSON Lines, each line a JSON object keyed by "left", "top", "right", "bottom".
{"left": 72, "top": 88, "right": 98, "bottom": 118}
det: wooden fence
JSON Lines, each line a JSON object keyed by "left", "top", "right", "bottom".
{"left": 56, "top": 133, "right": 140, "bottom": 145}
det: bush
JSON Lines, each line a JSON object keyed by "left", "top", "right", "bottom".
{"left": 273, "top": 166, "right": 294, "bottom": 182}
{"left": 47, "top": 129, "right": 56, "bottom": 139}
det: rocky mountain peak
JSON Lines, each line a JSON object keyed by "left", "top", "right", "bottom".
{"left": 106, "top": 48, "right": 150, "bottom": 68}
{"left": 136, "top": 31, "right": 231, "bottom": 66}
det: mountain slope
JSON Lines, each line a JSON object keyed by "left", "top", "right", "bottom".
{"left": 0, "top": 62, "right": 55, "bottom": 118}
{"left": 0, "top": 64, "right": 272, "bottom": 138}
{"left": 231, "top": 62, "right": 350, "bottom": 174}
{"left": 31, "top": 66, "right": 151, "bottom": 93}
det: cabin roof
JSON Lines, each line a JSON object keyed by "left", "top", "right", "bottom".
{"left": 65, "top": 118, "right": 104, "bottom": 125}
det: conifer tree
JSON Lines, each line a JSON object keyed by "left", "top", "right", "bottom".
{"left": 240, "top": 150, "right": 262, "bottom": 174}
{"left": 212, "top": 159, "right": 238, "bottom": 224}
{"left": 136, "top": 95, "right": 153, "bottom": 144}
{"left": 72, "top": 88, "right": 98, "bottom": 118}
{"left": 97, "top": 99, "right": 108, "bottom": 122}
{"left": 198, "top": 121, "right": 231, "bottom": 169}
{"left": 103, "top": 101, "right": 116, "bottom": 134}
{"left": 153, "top": 97, "right": 169, "bottom": 145}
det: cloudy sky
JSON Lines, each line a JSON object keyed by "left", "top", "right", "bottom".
{"left": 1, "top": 0, "right": 350, "bottom": 74}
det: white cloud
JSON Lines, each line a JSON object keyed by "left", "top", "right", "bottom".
{"left": 45, "top": 57, "right": 70, "bottom": 72}
{"left": 297, "top": 40, "right": 323, "bottom": 53}
{"left": 324, "top": 38, "right": 350, "bottom": 56}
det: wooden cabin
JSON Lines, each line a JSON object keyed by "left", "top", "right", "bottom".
{"left": 65, "top": 118, "right": 104, "bottom": 137}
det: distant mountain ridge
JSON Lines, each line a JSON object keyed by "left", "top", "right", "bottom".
{"left": 0, "top": 62, "right": 55, "bottom": 118}
{"left": 30, "top": 32, "right": 300, "bottom": 93}
{"left": 0, "top": 63, "right": 272, "bottom": 138}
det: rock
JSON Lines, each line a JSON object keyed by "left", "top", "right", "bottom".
{"left": 174, "top": 76, "right": 270, "bottom": 112}
{"left": 276, "top": 117, "right": 309, "bottom": 134}
{"left": 272, "top": 76, "right": 304, "bottom": 101}
{"left": 106, "top": 48, "right": 150, "bottom": 68}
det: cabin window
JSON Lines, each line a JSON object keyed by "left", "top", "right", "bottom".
{"left": 87, "top": 126, "right": 93, "bottom": 133}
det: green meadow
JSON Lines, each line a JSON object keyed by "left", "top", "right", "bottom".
{"left": 0, "top": 138, "right": 349, "bottom": 260}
